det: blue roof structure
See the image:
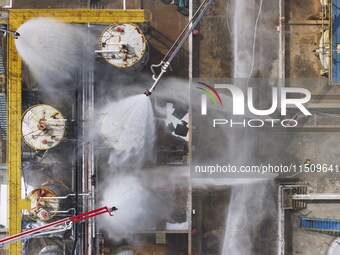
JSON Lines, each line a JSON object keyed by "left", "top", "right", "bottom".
{"left": 332, "top": 0, "right": 340, "bottom": 84}
{"left": 300, "top": 217, "right": 340, "bottom": 234}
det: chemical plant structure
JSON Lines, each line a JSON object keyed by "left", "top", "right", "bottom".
{"left": 0, "top": 1, "right": 193, "bottom": 255}
{"left": 0, "top": 0, "right": 340, "bottom": 255}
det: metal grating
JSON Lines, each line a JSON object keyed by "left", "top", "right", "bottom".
{"left": 0, "top": 45, "right": 5, "bottom": 74}
{"left": 156, "top": 232, "right": 166, "bottom": 244}
{"left": 0, "top": 93, "right": 5, "bottom": 140}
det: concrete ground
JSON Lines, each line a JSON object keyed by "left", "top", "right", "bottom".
{"left": 192, "top": 1, "right": 280, "bottom": 254}
{"left": 192, "top": 0, "right": 340, "bottom": 254}
{"left": 193, "top": 0, "right": 232, "bottom": 78}
{"left": 192, "top": 189, "right": 233, "bottom": 255}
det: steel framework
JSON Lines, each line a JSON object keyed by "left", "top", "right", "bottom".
{"left": 6, "top": 8, "right": 145, "bottom": 255}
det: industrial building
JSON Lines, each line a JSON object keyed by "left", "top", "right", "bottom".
{"left": 0, "top": 0, "right": 339, "bottom": 255}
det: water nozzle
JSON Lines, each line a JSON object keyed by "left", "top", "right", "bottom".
{"left": 144, "top": 89, "right": 152, "bottom": 96}
{"left": 0, "top": 28, "right": 20, "bottom": 39}
{"left": 109, "top": 206, "right": 118, "bottom": 213}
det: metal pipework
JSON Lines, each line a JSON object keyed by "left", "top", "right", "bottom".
{"left": 94, "top": 49, "right": 121, "bottom": 53}
{"left": 0, "top": 28, "right": 20, "bottom": 39}
{"left": 29, "top": 222, "right": 73, "bottom": 238}
{"left": 36, "top": 193, "right": 90, "bottom": 200}
{"left": 144, "top": 0, "right": 214, "bottom": 96}
{"left": 50, "top": 208, "right": 76, "bottom": 214}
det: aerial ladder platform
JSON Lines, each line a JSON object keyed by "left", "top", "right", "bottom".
{"left": 0, "top": 205, "right": 117, "bottom": 246}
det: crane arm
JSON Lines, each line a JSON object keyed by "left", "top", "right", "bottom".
{"left": 144, "top": 0, "right": 215, "bottom": 96}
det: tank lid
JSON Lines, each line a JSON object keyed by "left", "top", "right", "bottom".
{"left": 99, "top": 24, "right": 147, "bottom": 68}
{"left": 22, "top": 104, "right": 66, "bottom": 150}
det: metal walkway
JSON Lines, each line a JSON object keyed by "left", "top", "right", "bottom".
{"left": 0, "top": 93, "right": 6, "bottom": 140}
{"left": 300, "top": 217, "right": 340, "bottom": 234}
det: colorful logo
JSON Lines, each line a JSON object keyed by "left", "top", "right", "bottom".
{"left": 197, "top": 82, "right": 223, "bottom": 115}
{"left": 196, "top": 82, "right": 312, "bottom": 128}
{"left": 197, "top": 82, "right": 223, "bottom": 106}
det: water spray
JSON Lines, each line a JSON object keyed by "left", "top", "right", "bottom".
{"left": 144, "top": 0, "right": 214, "bottom": 96}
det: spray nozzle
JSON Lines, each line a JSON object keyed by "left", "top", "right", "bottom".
{"left": 109, "top": 206, "right": 118, "bottom": 213}
{"left": 144, "top": 89, "right": 152, "bottom": 96}
{"left": 0, "top": 28, "right": 20, "bottom": 39}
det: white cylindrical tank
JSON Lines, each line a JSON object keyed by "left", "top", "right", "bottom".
{"left": 27, "top": 180, "right": 69, "bottom": 222}
{"left": 112, "top": 246, "right": 136, "bottom": 255}
{"left": 98, "top": 24, "right": 149, "bottom": 72}
{"left": 317, "top": 30, "right": 330, "bottom": 71}
{"left": 328, "top": 237, "right": 340, "bottom": 255}
{"left": 320, "top": 0, "right": 328, "bottom": 6}
{"left": 22, "top": 104, "right": 66, "bottom": 150}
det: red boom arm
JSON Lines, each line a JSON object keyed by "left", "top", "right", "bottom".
{"left": 0, "top": 205, "right": 117, "bottom": 246}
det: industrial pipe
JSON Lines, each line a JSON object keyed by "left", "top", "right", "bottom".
{"left": 0, "top": 28, "right": 20, "bottom": 39}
